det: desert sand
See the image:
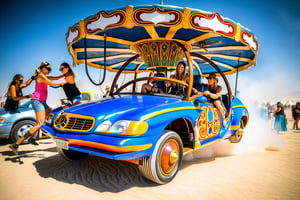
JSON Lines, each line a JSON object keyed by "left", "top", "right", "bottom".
{"left": 0, "top": 115, "right": 299, "bottom": 200}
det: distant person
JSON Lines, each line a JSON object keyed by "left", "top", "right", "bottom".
{"left": 266, "top": 102, "right": 275, "bottom": 129}
{"left": 292, "top": 102, "right": 300, "bottom": 130}
{"left": 104, "top": 85, "right": 110, "bottom": 98}
{"left": 273, "top": 102, "right": 287, "bottom": 133}
{"left": 59, "top": 62, "right": 81, "bottom": 106}
{"left": 9, "top": 61, "right": 66, "bottom": 154}
{"left": 4, "top": 73, "right": 36, "bottom": 111}
{"left": 266, "top": 102, "right": 273, "bottom": 120}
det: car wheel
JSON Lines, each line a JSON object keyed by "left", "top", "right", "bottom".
{"left": 10, "top": 120, "right": 37, "bottom": 143}
{"left": 229, "top": 119, "right": 244, "bottom": 143}
{"left": 138, "top": 130, "right": 183, "bottom": 184}
{"left": 57, "top": 147, "right": 88, "bottom": 161}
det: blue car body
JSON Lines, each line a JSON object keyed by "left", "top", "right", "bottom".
{"left": 42, "top": 93, "right": 248, "bottom": 161}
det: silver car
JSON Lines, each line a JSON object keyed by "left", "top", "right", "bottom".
{"left": 0, "top": 100, "right": 37, "bottom": 142}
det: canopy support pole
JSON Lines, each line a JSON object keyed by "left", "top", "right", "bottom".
{"left": 174, "top": 41, "right": 194, "bottom": 102}
{"left": 110, "top": 54, "right": 140, "bottom": 96}
{"left": 234, "top": 54, "right": 241, "bottom": 96}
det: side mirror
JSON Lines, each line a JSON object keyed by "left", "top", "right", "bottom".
{"left": 193, "top": 96, "right": 207, "bottom": 107}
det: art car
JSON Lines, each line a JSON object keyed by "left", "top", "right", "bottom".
{"left": 41, "top": 4, "right": 258, "bottom": 184}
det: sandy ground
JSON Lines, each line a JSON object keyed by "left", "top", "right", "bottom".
{"left": 0, "top": 115, "right": 299, "bottom": 200}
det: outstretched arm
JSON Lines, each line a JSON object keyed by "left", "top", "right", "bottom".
{"left": 20, "top": 68, "right": 41, "bottom": 89}
{"left": 9, "top": 85, "right": 33, "bottom": 101}
{"left": 39, "top": 73, "right": 66, "bottom": 86}
{"left": 20, "top": 77, "right": 33, "bottom": 89}
{"left": 47, "top": 74, "right": 64, "bottom": 80}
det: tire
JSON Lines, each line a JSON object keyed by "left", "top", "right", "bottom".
{"left": 138, "top": 130, "right": 183, "bottom": 184}
{"left": 57, "top": 147, "right": 88, "bottom": 161}
{"left": 10, "top": 120, "right": 37, "bottom": 143}
{"left": 229, "top": 119, "right": 244, "bottom": 143}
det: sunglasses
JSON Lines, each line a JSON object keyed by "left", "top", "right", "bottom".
{"left": 42, "top": 66, "right": 51, "bottom": 72}
{"left": 17, "top": 79, "right": 23, "bottom": 83}
{"left": 59, "top": 67, "right": 66, "bottom": 71}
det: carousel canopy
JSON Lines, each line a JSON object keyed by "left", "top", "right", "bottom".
{"left": 66, "top": 4, "right": 259, "bottom": 75}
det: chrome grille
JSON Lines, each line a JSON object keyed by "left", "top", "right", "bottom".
{"left": 54, "top": 113, "right": 94, "bottom": 132}
{"left": 65, "top": 117, "right": 94, "bottom": 130}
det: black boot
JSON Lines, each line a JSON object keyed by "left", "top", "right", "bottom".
{"left": 9, "top": 143, "right": 19, "bottom": 155}
{"left": 28, "top": 137, "right": 39, "bottom": 146}
{"left": 23, "top": 132, "right": 38, "bottom": 145}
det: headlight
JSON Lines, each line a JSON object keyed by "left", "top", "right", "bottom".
{"left": 46, "top": 113, "right": 54, "bottom": 124}
{"left": 95, "top": 120, "right": 148, "bottom": 135}
{"left": 109, "top": 120, "right": 131, "bottom": 134}
{"left": 95, "top": 120, "right": 112, "bottom": 132}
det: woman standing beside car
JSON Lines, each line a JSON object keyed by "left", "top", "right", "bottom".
{"left": 4, "top": 73, "right": 36, "bottom": 111}
{"left": 59, "top": 62, "right": 82, "bottom": 106}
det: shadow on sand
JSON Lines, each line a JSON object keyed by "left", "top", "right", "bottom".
{"left": 33, "top": 154, "right": 157, "bottom": 193}
{"left": 1, "top": 145, "right": 57, "bottom": 165}
{"left": 32, "top": 150, "right": 224, "bottom": 193}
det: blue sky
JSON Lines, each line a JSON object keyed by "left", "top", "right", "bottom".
{"left": 0, "top": 0, "right": 299, "bottom": 104}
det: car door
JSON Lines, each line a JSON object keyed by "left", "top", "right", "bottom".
{"left": 195, "top": 103, "right": 224, "bottom": 146}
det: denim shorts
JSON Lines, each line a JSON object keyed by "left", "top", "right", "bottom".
{"left": 72, "top": 94, "right": 82, "bottom": 104}
{"left": 32, "top": 100, "right": 50, "bottom": 112}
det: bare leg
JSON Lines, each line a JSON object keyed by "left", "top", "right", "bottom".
{"left": 15, "top": 110, "right": 46, "bottom": 145}
{"left": 214, "top": 101, "right": 226, "bottom": 119}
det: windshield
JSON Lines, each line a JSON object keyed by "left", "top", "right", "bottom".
{"left": 113, "top": 70, "right": 189, "bottom": 99}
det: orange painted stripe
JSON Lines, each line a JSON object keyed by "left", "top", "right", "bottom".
{"left": 67, "top": 139, "right": 152, "bottom": 153}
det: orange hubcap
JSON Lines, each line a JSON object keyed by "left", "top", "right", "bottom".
{"left": 160, "top": 139, "right": 179, "bottom": 175}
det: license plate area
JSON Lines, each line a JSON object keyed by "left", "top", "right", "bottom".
{"left": 55, "top": 139, "right": 69, "bottom": 150}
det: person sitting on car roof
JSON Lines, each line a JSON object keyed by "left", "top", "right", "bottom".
{"left": 194, "top": 73, "right": 227, "bottom": 118}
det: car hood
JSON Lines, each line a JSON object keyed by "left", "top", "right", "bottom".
{"left": 63, "top": 95, "right": 187, "bottom": 122}
{"left": 0, "top": 108, "right": 6, "bottom": 115}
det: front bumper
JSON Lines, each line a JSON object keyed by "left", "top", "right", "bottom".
{"left": 41, "top": 124, "right": 157, "bottom": 160}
